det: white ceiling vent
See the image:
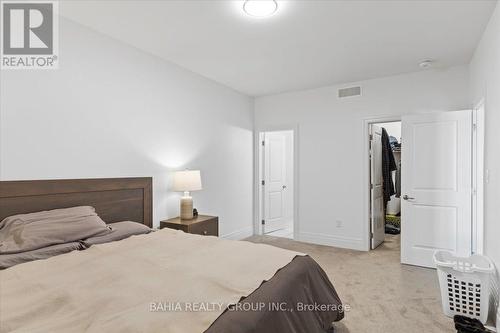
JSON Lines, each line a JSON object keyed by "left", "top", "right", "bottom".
{"left": 338, "top": 86, "right": 361, "bottom": 98}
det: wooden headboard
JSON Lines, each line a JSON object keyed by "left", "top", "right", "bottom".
{"left": 0, "top": 178, "right": 152, "bottom": 227}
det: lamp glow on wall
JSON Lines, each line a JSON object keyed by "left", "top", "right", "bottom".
{"left": 171, "top": 170, "right": 203, "bottom": 220}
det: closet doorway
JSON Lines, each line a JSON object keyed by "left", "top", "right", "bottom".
{"left": 365, "top": 110, "right": 483, "bottom": 268}
{"left": 369, "top": 121, "right": 402, "bottom": 251}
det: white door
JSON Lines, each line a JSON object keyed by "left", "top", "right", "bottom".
{"left": 401, "top": 110, "right": 472, "bottom": 268}
{"left": 263, "top": 132, "right": 290, "bottom": 233}
{"left": 370, "top": 125, "right": 385, "bottom": 249}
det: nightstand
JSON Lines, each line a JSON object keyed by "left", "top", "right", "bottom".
{"left": 159, "top": 215, "right": 219, "bottom": 236}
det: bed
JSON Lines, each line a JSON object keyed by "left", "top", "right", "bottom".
{"left": 0, "top": 178, "right": 344, "bottom": 333}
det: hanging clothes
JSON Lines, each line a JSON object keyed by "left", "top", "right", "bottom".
{"left": 381, "top": 128, "right": 397, "bottom": 206}
{"left": 389, "top": 136, "right": 399, "bottom": 147}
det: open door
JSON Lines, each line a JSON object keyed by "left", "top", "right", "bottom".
{"left": 370, "top": 125, "right": 385, "bottom": 249}
{"left": 401, "top": 110, "right": 472, "bottom": 268}
{"left": 263, "top": 132, "right": 291, "bottom": 233}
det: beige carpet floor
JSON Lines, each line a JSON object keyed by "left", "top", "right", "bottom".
{"left": 246, "top": 234, "right": 455, "bottom": 333}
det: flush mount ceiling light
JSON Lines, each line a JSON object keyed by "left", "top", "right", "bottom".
{"left": 243, "top": 0, "right": 278, "bottom": 18}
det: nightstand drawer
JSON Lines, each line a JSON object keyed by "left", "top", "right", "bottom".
{"left": 189, "top": 219, "right": 218, "bottom": 236}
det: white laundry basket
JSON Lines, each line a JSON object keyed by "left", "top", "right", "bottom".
{"left": 496, "top": 306, "right": 500, "bottom": 333}
{"left": 434, "top": 251, "right": 494, "bottom": 324}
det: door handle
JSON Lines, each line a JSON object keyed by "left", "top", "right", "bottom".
{"left": 282, "top": 185, "right": 287, "bottom": 190}
{"left": 402, "top": 195, "right": 415, "bottom": 201}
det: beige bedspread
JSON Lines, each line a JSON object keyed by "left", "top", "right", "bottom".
{"left": 0, "top": 228, "right": 302, "bottom": 333}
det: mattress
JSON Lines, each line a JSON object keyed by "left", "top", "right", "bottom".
{"left": 0, "top": 229, "right": 343, "bottom": 333}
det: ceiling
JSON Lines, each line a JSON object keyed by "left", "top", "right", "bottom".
{"left": 60, "top": 0, "right": 497, "bottom": 97}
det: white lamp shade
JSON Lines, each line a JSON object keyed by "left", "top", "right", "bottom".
{"left": 171, "top": 170, "right": 202, "bottom": 192}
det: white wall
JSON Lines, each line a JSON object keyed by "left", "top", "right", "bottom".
{"left": 283, "top": 130, "right": 294, "bottom": 226}
{"left": 0, "top": 18, "right": 254, "bottom": 238}
{"left": 255, "top": 66, "right": 470, "bottom": 250}
{"left": 469, "top": 2, "right": 500, "bottom": 322}
{"left": 470, "top": 1, "right": 500, "bottom": 271}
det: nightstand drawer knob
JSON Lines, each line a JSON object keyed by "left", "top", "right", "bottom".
{"left": 203, "top": 230, "right": 208, "bottom": 235}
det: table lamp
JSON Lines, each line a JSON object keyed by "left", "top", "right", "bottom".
{"left": 171, "top": 170, "right": 202, "bottom": 220}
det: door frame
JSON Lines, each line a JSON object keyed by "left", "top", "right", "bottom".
{"left": 254, "top": 124, "right": 299, "bottom": 239}
{"left": 472, "top": 100, "right": 485, "bottom": 254}
{"left": 362, "top": 111, "right": 485, "bottom": 254}
{"left": 362, "top": 116, "right": 401, "bottom": 251}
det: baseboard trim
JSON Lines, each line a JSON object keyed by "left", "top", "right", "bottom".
{"left": 221, "top": 226, "right": 254, "bottom": 240}
{"left": 297, "top": 232, "right": 365, "bottom": 251}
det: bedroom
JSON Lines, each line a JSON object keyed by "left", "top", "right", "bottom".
{"left": 0, "top": 1, "right": 499, "bottom": 332}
